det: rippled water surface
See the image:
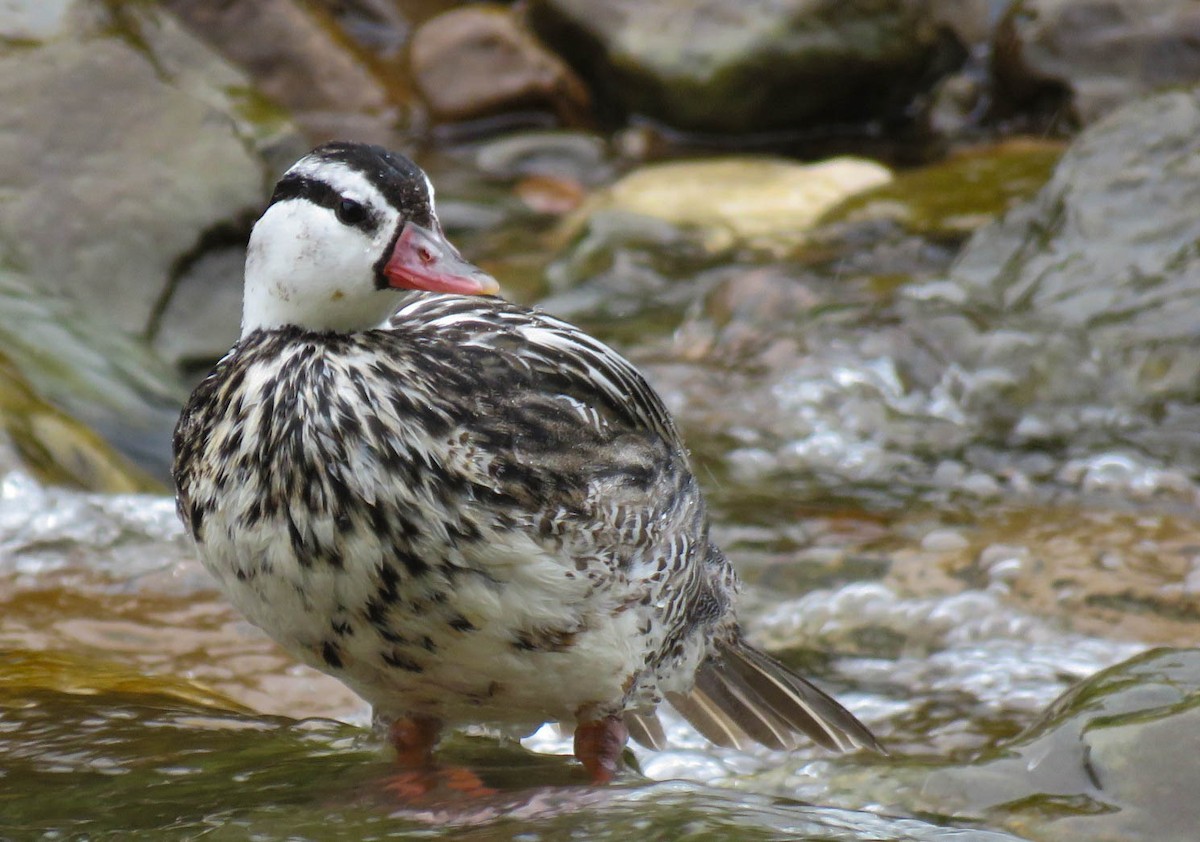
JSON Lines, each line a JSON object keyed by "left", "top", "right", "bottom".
{"left": 5, "top": 137, "right": 1200, "bottom": 840}
{"left": 4, "top": 451, "right": 1181, "bottom": 840}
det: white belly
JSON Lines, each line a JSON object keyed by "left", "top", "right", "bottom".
{"left": 198, "top": 514, "right": 684, "bottom": 729}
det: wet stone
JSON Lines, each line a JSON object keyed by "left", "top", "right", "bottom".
{"left": 922, "top": 648, "right": 1200, "bottom": 842}
{"left": 826, "top": 139, "right": 1064, "bottom": 237}
{"left": 410, "top": 4, "right": 592, "bottom": 126}
{"left": 164, "top": 0, "right": 408, "bottom": 145}
{"left": 575, "top": 156, "right": 894, "bottom": 254}
{"left": 527, "top": 0, "right": 988, "bottom": 133}
{"left": 0, "top": 269, "right": 185, "bottom": 482}
{"left": 153, "top": 247, "right": 246, "bottom": 375}
{"left": 994, "top": 0, "right": 1200, "bottom": 127}
{"left": 0, "top": 362, "right": 157, "bottom": 494}
{"left": 0, "top": 0, "right": 282, "bottom": 337}
{"left": 913, "top": 88, "right": 1200, "bottom": 481}
{"left": 473, "top": 130, "right": 612, "bottom": 184}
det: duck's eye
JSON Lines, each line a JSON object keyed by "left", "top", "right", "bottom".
{"left": 335, "top": 197, "right": 367, "bottom": 226}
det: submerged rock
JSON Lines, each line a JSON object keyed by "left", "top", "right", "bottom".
{"left": 923, "top": 648, "right": 1200, "bottom": 842}
{"left": 0, "top": 649, "right": 246, "bottom": 711}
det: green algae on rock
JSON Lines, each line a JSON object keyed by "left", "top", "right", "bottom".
{"left": 824, "top": 140, "right": 1065, "bottom": 237}
{"left": 0, "top": 269, "right": 184, "bottom": 484}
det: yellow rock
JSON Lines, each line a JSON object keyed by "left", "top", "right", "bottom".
{"left": 596, "top": 156, "right": 894, "bottom": 251}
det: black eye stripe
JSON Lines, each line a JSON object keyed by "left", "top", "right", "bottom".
{"left": 336, "top": 198, "right": 367, "bottom": 226}
{"left": 309, "top": 142, "right": 436, "bottom": 227}
{"left": 269, "top": 175, "right": 381, "bottom": 233}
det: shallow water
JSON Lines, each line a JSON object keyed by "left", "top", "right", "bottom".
{"left": 0, "top": 449, "right": 1174, "bottom": 840}
{"left": 4, "top": 137, "right": 1199, "bottom": 840}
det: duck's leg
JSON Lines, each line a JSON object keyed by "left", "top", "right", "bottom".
{"left": 384, "top": 715, "right": 495, "bottom": 799}
{"left": 387, "top": 715, "right": 442, "bottom": 767}
{"left": 573, "top": 715, "right": 629, "bottom": 784}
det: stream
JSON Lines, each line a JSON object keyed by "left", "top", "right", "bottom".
{"left": 4, "top": 5, "right": 1200, "bottom": 836}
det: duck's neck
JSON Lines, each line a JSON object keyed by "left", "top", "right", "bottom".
{"left": 240, "top": 275, "right": 400, "bottom": 337}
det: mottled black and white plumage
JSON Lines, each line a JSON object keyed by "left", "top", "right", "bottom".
{"left": 173, "top": 142, "right": 879, "bottom": 777}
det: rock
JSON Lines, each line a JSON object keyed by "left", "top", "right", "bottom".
{"left": 0, "top": 268, "right": 185, "bottom": 483}
{"left": 473, "top": 130, "right": 611, "bottom": 183}
{"left": 994, "top": 0, "right": 1200, "bottom": 126}
{"left": 153, "top": 247, "right": 246, "bottom": 375}
{"left": 828, "top": 139, "right": 1064, "bottom": 237}
{"left": 926, "top": 70, "right": 990, "bottom": 137}
{"left": 537, "top": 156, "right": 893, "bottom": 335}
{"left": 618, "top": 91, "right": 1200, "bottom": 507}
{"left": 162, "top": 0, "right": 409, "bottom": 145}
{"left": 0, "top": 650, "right": 245, "bottom": 712}
{"left": 311, "top": 0, "right": 419, "bottom": 58}
{"left": 409, "top": 4, "right": 591, "bottom": 126}
{"left": 514, "top": 175, "right": 587, "bottom": 215}
{"left": 0, "top": 0, "right": 289, "bottom": 338}
{"left": 887, "top": 87, "right": 1200, "bottom": 491}
{"left": 581, "top": 157, "right": 894, "bottom": 252}
{"left": 0, "top": 355, "right": 159, "bottom": 494}
{"left": 935, "top": 89, "right": 1200, "bottom": 400}
{"left": 922, "top": 648, "right": 1200, "bottom": 842}
{"left": 527, "top": 0, "right": 989, "bottom": 134}
{"left": 0, "top": 0, "right": 304, "bottom": 476}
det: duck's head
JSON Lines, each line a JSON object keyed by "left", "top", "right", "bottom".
{"left": 242, "top": 141, "right": 499, "bottom": 336}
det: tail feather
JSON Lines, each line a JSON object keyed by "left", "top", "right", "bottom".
{"left": 693, "top": 665, "right": 797, "bottom": 750}
{"left": 668, "top": 639, "right": 883, "bottom": 755}
{"left": 664, "top": 687, "right": 755, "bottom": 750}
{"left": 624, "top": 708, "right": 667, "bottom": 750}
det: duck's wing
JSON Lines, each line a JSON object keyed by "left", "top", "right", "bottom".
{"left": 386, "top": 293, "right": 683, "bottom": 449}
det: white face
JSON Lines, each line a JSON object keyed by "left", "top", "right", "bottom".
{"left": 241, "top": 158, "right": 419, "bottom": 336}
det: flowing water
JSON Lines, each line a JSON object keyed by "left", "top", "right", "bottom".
{"left": 3, "top": 138, "right": 1199, "bottom": 841}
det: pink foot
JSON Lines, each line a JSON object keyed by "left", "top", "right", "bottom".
{"left": 383, "top": 766, "right": 498, "bottom": 800}
{"left": 573, "top": 715, "right": 629, "bottom": 784}
{"left": 383, "top": 715, "right": 497, "bottom": 801}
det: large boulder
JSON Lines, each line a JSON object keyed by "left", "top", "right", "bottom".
{"left": 0, "top": 1, "right": 289, "bottom": 338}
{"left": 931, "top": 87, "right": 1200, "bottom": 409}
{"left": 527, "top": 0, "right": 989, "bottom": 134}
{"left": 893, "top": 86, "right": 1200, "bottom": 490}
{"left": 0, "top": 0, "right": 304, "bottom": 477}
